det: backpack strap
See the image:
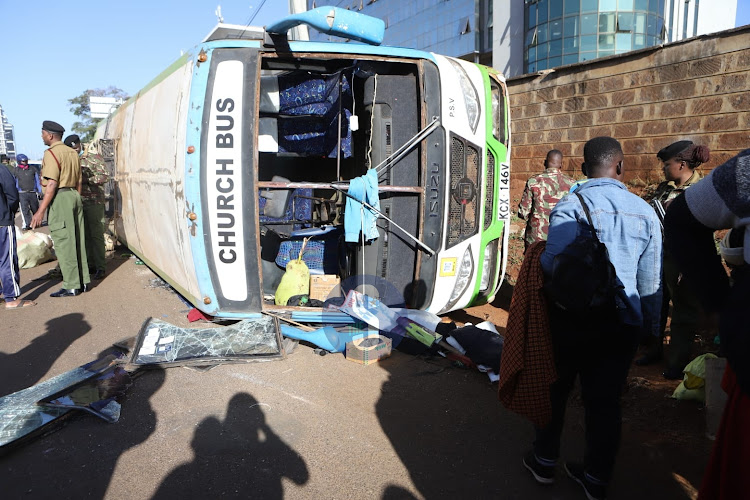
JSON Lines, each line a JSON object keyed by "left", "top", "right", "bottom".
{"left": 574, "top": 192, "right": 601, "bottom": 243}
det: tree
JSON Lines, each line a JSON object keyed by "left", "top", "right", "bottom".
{"left": 68, "top": 86, "right": 129, "bottom": 142}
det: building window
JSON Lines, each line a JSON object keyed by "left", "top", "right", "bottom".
{"left": 581, "top": 0, "right": 598, "bottom": 12}
{"left": 564, "top": 15, "right": 579, "bottom": 37}
{"left": 550, "top": 0, "right": 562, "bottom": 18}
{"left": 599, "top": 12, "right": 616, "bottom": 33}
{"left": 581, "top": 13, "right": 598, "bottom": 34}
{"left": 538, "top": 0, "right": 549, "bottom": 23}
{"left": 538, "top": 23, "right": 549, "bottom": 43}
{"left": 616, "top": 32, "right": 633, "bottom": 51}
{"left": 564, "top": 0, "right": 580, "bottom": 15}
{"left": 599, "top": 33, "right": 615, "bottom": 50}
{"left": 617, "top": 12, "right": 634, "bottom": 31}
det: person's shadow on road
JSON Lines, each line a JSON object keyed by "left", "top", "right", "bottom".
{"left": 0, "top": 313, "right": 91, "bottom": 397}
{"left": 152, "top": 392, "right": 309, "bottom": 499}
{"left": 0, "top": 366, "right": 166, "bottom": 499}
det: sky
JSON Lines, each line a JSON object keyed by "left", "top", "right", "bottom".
{"left": 0, "top": 1, "right": 290, "bottom": 160}
{"left": 2, "top": 0, "right": 750, "bottom": 160}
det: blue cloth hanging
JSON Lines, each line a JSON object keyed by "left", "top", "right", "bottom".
{"left": 345, "top": 169, "right": 380, "bottom": 243}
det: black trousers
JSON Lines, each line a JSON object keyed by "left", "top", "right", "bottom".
{"left": 533, "top": 304, "right": 638, "bottom": 483}
{"left": 18, "top": 192, "right": 39, "bottom": 229}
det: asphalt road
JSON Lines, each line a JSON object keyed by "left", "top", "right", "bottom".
{"left": 0, "top": 239, "right": 709, "bottom": 499}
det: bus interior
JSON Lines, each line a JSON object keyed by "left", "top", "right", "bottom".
{"left": 256, "top": 55, "right": 428, "bottom": 308}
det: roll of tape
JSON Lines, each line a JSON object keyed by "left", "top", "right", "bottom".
{"left": 346, "top": 335, "right": 392, "bottom": 364}
{"left": 350, "top": 336, "right": 388, "bottom": 351}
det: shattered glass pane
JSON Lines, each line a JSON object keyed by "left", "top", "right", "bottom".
{"left": 39, "top": 367, "right": 133, "bottom": 423}
{"left": 0, "top": 354, "right": 124, "bottom": 451}
{"left": 131, "top": 316, "right": 283, "bottom": 366}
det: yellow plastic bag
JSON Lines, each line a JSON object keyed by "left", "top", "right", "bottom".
{"left": 275, "top": 238, "right": 310, "bottom": 306}
{"left": 672, "top": 353, "right": 717, "bottom": 402}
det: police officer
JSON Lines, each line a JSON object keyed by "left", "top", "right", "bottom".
{"left": 640, "top": 140, "right": 711, "bottom": 378}
{"left": 31, "top": 121, "right": 90, "bottom": 297}
{"left": 64, "top": 135, "right": 108, "bottom": 280}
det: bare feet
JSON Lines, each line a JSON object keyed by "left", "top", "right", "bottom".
{"left": 5, "top": 299, "right": 37, "bottom": 309}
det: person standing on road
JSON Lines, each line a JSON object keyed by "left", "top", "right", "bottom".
{"left": 638, "top": 140, "right": 710, "bottom": 378}
{"left": 522, "top": 137, "right": 662, "bottom": 500}
{"left": 13, "top": 154, "right": 43, "bottom": 231}
{"left": 64, "top": 135, "right": 109, "bottom": 280}
{"left": 517, "top": 150, "right": 575, "bottom": 251}
{"left": 0, "top": 159, "right": 35, "bottom": 309}
{"left": 31, "top": 121, "right": 90, "bottom": 297}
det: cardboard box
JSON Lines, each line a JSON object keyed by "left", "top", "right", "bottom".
{"left": 345, "top": 335, "right": 392, "bottom": 365}
{"left": 309, "top": 274, "right": 341, "bottom": 301}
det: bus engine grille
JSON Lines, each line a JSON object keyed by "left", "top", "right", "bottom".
{"left": 447, "top": 135, "right": 481, "bottom": 247}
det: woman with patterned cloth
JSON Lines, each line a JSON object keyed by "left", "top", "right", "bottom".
{"left": 639, "top": 140, "right": 710, "bottom": 379}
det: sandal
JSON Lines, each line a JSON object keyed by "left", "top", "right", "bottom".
{"left": 6, "top": 299, "right": 36, "bottom": 310}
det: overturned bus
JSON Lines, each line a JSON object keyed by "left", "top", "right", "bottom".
{"left": 95, "top": 6, "right": 511, "bottom": 318}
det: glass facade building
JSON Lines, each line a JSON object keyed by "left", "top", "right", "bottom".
{"left": 305, "top": 0, "right": 493, "bottom": 64}
{"left": 0, "top": 105, "right": 15, "bottom": 161}
{"left": 524, "top": 0, "right": 666, "bottom": 73}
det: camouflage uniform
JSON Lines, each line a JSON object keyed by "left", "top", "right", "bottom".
{"left": 80, "top": 153, "right": 110, "bottom": 274}
{"left": 643, "top": 169, "right": 701, "bottom": 206}
{"left": 517, "top": 167, "right": 575, "bottom": 249}
{"left": 644, "top": 169, "right": 702, "bottom": 374}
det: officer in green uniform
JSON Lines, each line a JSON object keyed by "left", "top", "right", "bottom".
{"left": 64, "top": 135, "right": 109, "bottom": 280}
{"left": 641, "top": 140, "right": 710, "bottom": 378}
{"left": 31, "top": 120, "right": 90, "bottom": 297}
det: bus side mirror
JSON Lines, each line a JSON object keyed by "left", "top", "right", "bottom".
{"left": 266, "top": 6, "right": 385, "bottom": 46}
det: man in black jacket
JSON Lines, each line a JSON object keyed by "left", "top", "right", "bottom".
{"left": 0, "top": 164, "right": 35, "bottom": 308}
{"left": 13, "top": 154, "right": 42, "bottom": 230}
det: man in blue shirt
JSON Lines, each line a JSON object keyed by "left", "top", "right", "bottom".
{"left": 523, "top": 137, "right": 662, "bottom": 500}
{"left": 0, "top": 161, "right": 36, "bottom": 309}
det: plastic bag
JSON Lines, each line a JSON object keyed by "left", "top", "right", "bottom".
{"left": 275, "top": 238, "right": 310, "bottom": 305}
{"left": 16, "top": 229, "right": 56, "bottom": 269}
{"left": 672, "top": 353, "right": 718, "bottom": 402}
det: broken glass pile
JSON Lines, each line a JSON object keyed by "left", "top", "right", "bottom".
{"left": 131, "top": 315, "right": 283, "bottom": 366}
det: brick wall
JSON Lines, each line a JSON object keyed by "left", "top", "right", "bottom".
{"left": 506, "top": 25, "right": 750, "bottom": 204}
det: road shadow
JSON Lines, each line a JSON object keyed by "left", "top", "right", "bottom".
{"left": 375, "top": 354, "right": 521, "bottom": 498}
{"left": 374, "top": 350, "right": 708, "bottom": 499}
{"left": 491, "top": 277, "right": 514, "bottom": 311}
{"left": 152, "top": 392, "right": 309, "bottom": 499}
{"left": 0, "top": 313, "right": 91, "bottom": 397}
{"left": 0, "top": 367, "right": 166, "bottom": 498}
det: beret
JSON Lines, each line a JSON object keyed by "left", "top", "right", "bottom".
{"left": 42, "top": 120, "right": 65, "bottom": 134}
{"left": 656, "top": 140, "right": 693, "bottom": 161}
{"left": 64, "top": 134, "right": 81, "bottom": 148}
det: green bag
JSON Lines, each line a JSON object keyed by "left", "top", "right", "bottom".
{"left": 275, "top": 238, "right": 311, "bottom": 306}
{"left": 672, "top": 353, "right": 718, "bottom": 402}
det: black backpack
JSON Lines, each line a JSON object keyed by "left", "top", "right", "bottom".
{"left": 544, "top": 193, "right": 624, "bottom": 314}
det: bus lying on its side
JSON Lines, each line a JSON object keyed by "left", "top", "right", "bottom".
{"left": 96, "top": 6, "right": 511, "bottom": 319}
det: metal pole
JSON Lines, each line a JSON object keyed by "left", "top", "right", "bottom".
{"left": 331, "top": 186, "right": 435, "bottom": 256}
